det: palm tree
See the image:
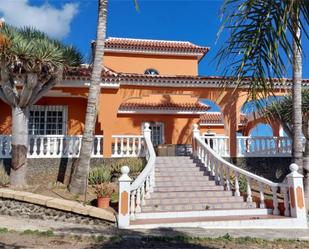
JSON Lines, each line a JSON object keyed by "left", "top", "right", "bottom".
{"left": 69, "top": 0, "right": 140, "bottom": 194}
{"left": 217, "top": 0, "right": 309, "bottom": 169}
{"left": 69, "top": 0, "right": 108, "bottom": 194}
{"left": 0, "top": 24, "right": 82, "bottom": 186}
{"left": 265, "top": 90, "right": 309, "bottom": 193}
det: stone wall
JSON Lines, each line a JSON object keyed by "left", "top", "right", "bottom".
{"left": 226, "top": 157, "right": 292, "bottom": 182}
{"left": 0, "top": 158, "right": 130, "bottom": 185}
{"left": 0, "top": 197, "right": 113, "bottom": 226}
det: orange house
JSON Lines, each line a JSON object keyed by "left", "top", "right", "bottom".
{"left": 0, "top": 37, "right": 302, "bottom": 157}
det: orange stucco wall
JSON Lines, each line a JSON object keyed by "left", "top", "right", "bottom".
{"left": 104, "top": 52, "right": 198, "bottom": 76}
{"left": 0, "top": 97, "right": 102, "bottom": 135}
{"left": 98, "top": 86, "right": 248, "bottom": 156}
{"left": 113, "top": 114, "right": 200, "bottom": 144}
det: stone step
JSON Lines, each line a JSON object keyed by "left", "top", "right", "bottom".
{"left": 150, "top": 190, "right": 233, "bottom": 199}
{"left": 156, "top": 160, "right": 194, "bottom": 164}
{"left": 155, "top": 171, "right": 209, "bottom": 177}
{"left": 155, "top": 180, "right": 216, "bottom": 187}
{"left": 155, "top": 163, "right": 198, "bottom": 169}
{"left": 134, "top": 208, "right": 270, "bottom": 220}
{"left": 145, "top": 196, "right": 244, "bottom": 205}
{"left": 155, "top": 175, "right": 211, "bottom": 182}
{"left": 156, "top": 156, "right": 192, "bottom": 160}
{"left": 142, "top": 201, "right": 256, "bottom": 212}
{"left": 154, "top": 185, "right": 225, "bottom": 192}
{"left": 155, "top": 167, "right": 206, "bottom": 172}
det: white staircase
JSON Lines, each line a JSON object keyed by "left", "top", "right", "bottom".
{"left": 117, "top": 124, "right": 308, "bottom": 229}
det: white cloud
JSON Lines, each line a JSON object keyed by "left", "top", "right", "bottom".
{"left": 0, "top": 0, "right": 79, "bottom": 39}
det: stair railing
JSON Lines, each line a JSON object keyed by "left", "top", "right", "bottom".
{"left": 118, "top": 123, "right": 156, "bottom": 228}
{"left": 192, "top": 124, "right": 307, "bottom": 224}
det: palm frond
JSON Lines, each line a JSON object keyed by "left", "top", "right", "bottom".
{"left": 217, "top": 0, "right": 309, "bottom": 104}
{"left": 0, "top": 24, "right": 83, "bottom": 76}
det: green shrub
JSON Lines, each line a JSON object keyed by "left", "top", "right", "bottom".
{"left": 110, "top": 158, "right": 146, "bottom": 174}
{"left": 88, "top": 167, "right": 111, "bottom": 185}
{"left": 0, "top": 166, "right": 9, "bottom": 186}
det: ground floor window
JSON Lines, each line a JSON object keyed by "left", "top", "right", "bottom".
{"left": 29, "top": 105, "right": 67, "bottom": 135}
{"left": 144, "top": 122, "right": 164, "bottom": 146}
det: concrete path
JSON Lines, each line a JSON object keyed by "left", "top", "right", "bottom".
{"left": 0, "top": 215, "right": 309, "bottom": 240}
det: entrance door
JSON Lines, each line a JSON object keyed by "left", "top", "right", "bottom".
{"left": 144, "top": 122, "right": 164, "bottom": 146}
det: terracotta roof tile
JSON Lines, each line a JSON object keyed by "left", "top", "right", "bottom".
{"left": 64, "top": 65, "right": 118, "bottom": 81}
{"left": 119, "top": 102, "right": 209, "bottom": 112}
{"left": 105, "top": 37, "right": 210, "bottom": 55}
{"left": 200, "top": 112, "right": 248, "bottom": 125}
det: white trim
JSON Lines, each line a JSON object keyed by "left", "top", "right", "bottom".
{"left": 134, "top": 208, "right": 270, "bottom": 220}
{"left": 59, "top": 78, "right": 309, "bottom": 89}
{"left": 119, "top": 109, "right": 207, "bottom": 115}
{"left": 105, "top": 48, "right": 206, "bottom": 60}
{"left": 200, "top": 123, "right": 244, "bottom": 126}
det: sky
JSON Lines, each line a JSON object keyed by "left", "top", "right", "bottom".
{"left": 1, "top": 0, "right": 308, "bottom": 78}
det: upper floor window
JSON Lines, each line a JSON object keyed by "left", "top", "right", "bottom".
{"left": 144, "top": 68, "right": 159, "bottom": 75}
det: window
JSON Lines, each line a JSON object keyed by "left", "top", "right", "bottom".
{"left": 143, "top": 122, "right": 164, "bottom": 146}
{"left": 144, "top": 68, "right": 159, "bottom": 75}
{"left": 29, "top": 105, "right": 67, "bottom": 135}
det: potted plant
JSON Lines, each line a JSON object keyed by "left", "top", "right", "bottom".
{"left": 95, "top": 183, "right": 115, "bottom": 208}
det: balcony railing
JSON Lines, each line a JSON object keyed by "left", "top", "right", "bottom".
{"left": 0, "top": 135, "right": 104, "bottom": 158}
{"left": 200, "top": 135, "right": 300, "bottom": 157}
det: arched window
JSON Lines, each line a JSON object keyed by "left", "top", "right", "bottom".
{"left": 144, "top": 68, "right": 159, "bottom": 75}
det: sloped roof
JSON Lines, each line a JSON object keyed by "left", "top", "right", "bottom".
{"left": 118, "top": 94, "right": 209, "bottom": 114}
{"left": 105, "top": 37, "right": 210, "bottom": 55}
{"left": 200, "top": 112, "right": 248, "bottom": 125}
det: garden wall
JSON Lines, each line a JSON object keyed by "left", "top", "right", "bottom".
{"left": 0, "top": 158, "right": 145, "bottom": 186}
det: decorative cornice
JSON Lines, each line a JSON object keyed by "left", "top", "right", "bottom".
{"left": 104, "top": 37, "right": 210, "bottom": 61}
{"left": 62, "top": 66, "right": 309, "bottom": 89}
{"left": 119, "top": 101, "right": 209, "bottom": 115}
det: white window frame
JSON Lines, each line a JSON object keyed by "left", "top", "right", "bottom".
{"left": 142, "top": 122, "right": 165, "bottom": 146}
{"left": 28, "top": 105, "right": 67, "bottom": 135}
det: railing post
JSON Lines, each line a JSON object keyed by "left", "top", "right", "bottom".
{"left": 118, "top": 166, "right": 132, "bottom": 229}
{"left": 192, "top": 124, "right": 200, "bottom": 158}
{"left": 143, "top": 122, "right": 151, "bottom": 140}
{"left": 286, "top": 163, "right": 307, "bottom": 224}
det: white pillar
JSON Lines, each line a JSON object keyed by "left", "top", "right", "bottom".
{"left": 192, "top": 124, "right": 200, "bottom": 158}
{"left": 286, "top": 163, "right": 307, "bottom": 225}
{"left": 118, "top": 166, "right": 132, "bottom": 229}
{"left": 143, "top": 122, "right": 151, "bottom": 140}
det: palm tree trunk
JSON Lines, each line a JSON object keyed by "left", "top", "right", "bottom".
{"left": 292, "top": 12, "right": 303, "bottom": 169}
{"left": 10, "top": 106, "right": 29, "bottom": 186}
{"left": 302, "top": 114, "right": 309, "bottom": 205}
{"left": 69, "top": 0, "right": 107, "bottom": 194}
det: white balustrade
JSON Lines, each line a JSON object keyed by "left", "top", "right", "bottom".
{"left": 0, "top": 135, "right": 104, "bottom": 158}
{"left": 112, "top": 135, "right": 145, "bottom": 157}
{"left": 192, "top": 124, "right": 298, "bottom": 218}
{"left": 200, "top": 135, "right": 229, "bottom": 157}
{"left": 236, "top": 136, "right": 295, "bottom": 157}
{"left": 200, "top": 135, "right": 297, "bottom": 157}
{"left": 118, "top": 123, "right": 156, "bottom": 228}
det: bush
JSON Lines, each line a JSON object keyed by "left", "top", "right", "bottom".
{"left": 0, "top": 166, "right": 9, "bottom": 186}
{"left": 95, "top": 182, "right": 116, "bottom": 198}
{"left": 110, "top": 158, "right": 146, "bottom": 175}
{"left": 88, "top": 167, "right": 111, "bottom": 186}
